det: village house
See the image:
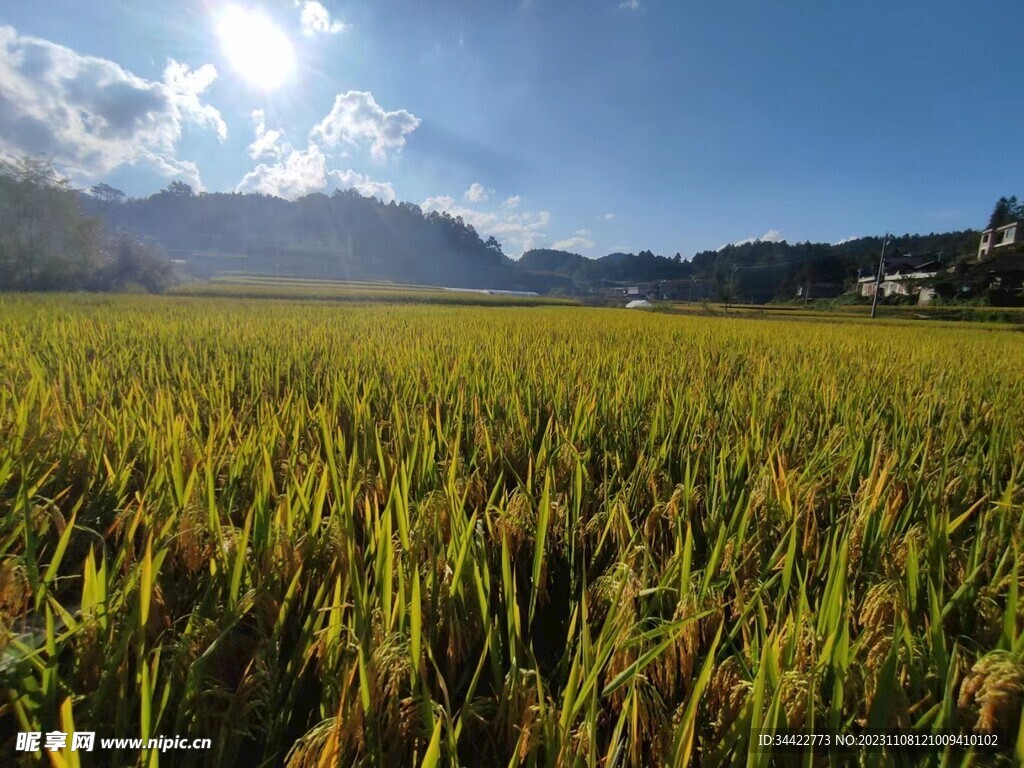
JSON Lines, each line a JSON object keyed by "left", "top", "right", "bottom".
{"left": 857, "top": 255, "right": 943, "bottom": 303}
{"left": 972, "top": 218, "right": 1024, "bottom": 300}
{"left": 978, "top": 221, "right": 1021, "bottom": 259}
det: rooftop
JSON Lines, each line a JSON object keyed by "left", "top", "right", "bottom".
{"left": 981, "top": 221, "right": 1020, "bottom": 235}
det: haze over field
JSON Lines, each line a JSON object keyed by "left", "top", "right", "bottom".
{"left": 2, "top": 0, "right": 1023, "bottom": 260}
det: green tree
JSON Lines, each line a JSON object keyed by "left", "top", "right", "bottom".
{"left": 988, "top": 196, "right": 1019, "bottom": 229}
{"left": 91, "top": 232, "right": 174, "bottom": 293}
{"left": 163, "top": 180, "right": 194, "bottom": 198}
{"left": 0, "top": 156, "right": 175, "bottom": 293}
{"left": 89, "top": 183, "right": 127, "bottom": 204}
{"left": 0, "top": 156, "right": 103, "bottom": 290}
{"left": 484, "top": 235, "right": 503, "bottom": 255}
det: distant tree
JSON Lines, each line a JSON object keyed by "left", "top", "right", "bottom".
{"left": 1010, "top": 196, "right": 1024, "bottom": 223}
{"left": 518, "top": 248, "right": 587, "bottom": 274}
{"left": 163, "top": 181, "right": 194, "bottom": 198}
{"left": 0, "top": 156, "right": 103, "bottom": 290}
{"left": 0, "top": 155, "right": 176, "bottom": 293}
{"left": 988, "top": 196, "right": 1020, "bottom": 229}
{"left": 674, "top": 252, "right": 682, "bottom": 263}
{"left": 91, "top": 232, "right": 174, "bottom": 293}
{"left": 484, "top": 235, "right": 504, "bottom": 256}
{"left": 89, "top": 183, "right": 127, "bottom": 204}
{"left": 332, "top": 188, "right": 362, "bottom": 201}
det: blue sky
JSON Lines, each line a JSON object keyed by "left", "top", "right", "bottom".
{"left": 1, "top": 1, "right": 1022, "bottom": 257}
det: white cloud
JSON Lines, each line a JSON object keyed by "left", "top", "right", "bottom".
{"left": 551, "top": 236, "right": 595, "bottom": 251}
{"left": 0, "top": 25, "right": 224, "bottom": 187}
{"left": 550, "top": 229, "right": 595, "bottom": 251}
{"left": 620, "top": 0, "right": 641, "bottom": 9}
{"left": 502, "top": 195, "right": 521, "bottom": 209}
{"left": 601, "top": 212, "right": 615, "bottom": 220}
{"left": 298, "top": 1, "right": 348, "bottom": 36}
{"left": 133, "top": 151, "right": 205, "bottom": 189}
{"left": 248, "top": 109, "right": 285, "bottom": 160}
{"left": 238, "top": 94, "right": 400, "bottom": 201}
{"left": 464, "top": 182, "right": 489, "bottom": 202}
{"left": 423, "top": 194, "right": 456, "bottom": 210}
{"left": 421, "top": 194, "right": 551, "bottom": 256}
{"left": 832, "top": 235, "right": 859, "bottom": 245}
{"left": 236, "top": 143, "right": 395, "bottom": 202}
{"left": 718, "top": 228, "right": 785, "bottom": 250}
{"left": 162, "top": 60, "right": 227, "bottom": 141}
{"left": 311, "top": 90, "right": 420, "bottom": 161}
{"left": 237, "top": 143, "right": 331, "bottom": 199}
{"left": 329, "top": 168, "right": 395, "bottom": 202}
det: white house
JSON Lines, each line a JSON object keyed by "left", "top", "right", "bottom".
{"left": 978, "top": 221, "right": 1021, "bottom": 259}
{"left": 858, "top": 257, "right": 942, "bottom": 303}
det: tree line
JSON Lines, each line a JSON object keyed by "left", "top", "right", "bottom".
{"left": 77, "top": 175, "right": 995, "bottom": 301}
{"left": 987, "top": 196, "right": 1024, "bottom": 229}
{"left": 81, "top": 179, "right": 522, "bottom": 289}
{"left": 520, "top": 230, "right": 980, "bottom": 301}
{"left": 1, "top": 152, "right": 1012, "bottom": 300}
{"left": 0, "top": 158, "right": 172, "bottom": 292}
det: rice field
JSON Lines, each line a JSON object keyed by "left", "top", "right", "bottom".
{"left": 2, "top": 293, "right": 1024, "bottom": 766}
{"left": 171, "top": 277, "right": 577, "bottom": 307}
{"left": 668, "top": 302, "right": 1024, "bottom": 328}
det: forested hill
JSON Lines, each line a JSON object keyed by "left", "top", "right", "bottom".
{"left": 518, "top": 249, "right": 692, "bottom": 282}
{"left": 520, "top": 230, "right": 979, "bottom": 298}
{"left": 688, "top": 230, "right": 980, "bottom": 299}
{"left": 81, "top": 183, "right": 563, "bottom": 291}
{"left": 82, "top": 179, "right": 979, "bottom": 298}
{"left": 692, "top": 230, "right": 979, "bottom": 277}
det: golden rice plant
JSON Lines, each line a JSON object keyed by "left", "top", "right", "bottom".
{"left": 0, "top": 292, "right": 1022, "bottom": 766}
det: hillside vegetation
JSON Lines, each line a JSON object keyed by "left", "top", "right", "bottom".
{"left": 520, "top": 232, "right": 980, "bottom": 300}
{"left": 0, "top": 155, "right": 994, "bottom": 301}
{"left": 89, "top": 178, "right": 981, "bottom": 298}
{"left": 0, "top": 159, "right": 172, "bottom": 293}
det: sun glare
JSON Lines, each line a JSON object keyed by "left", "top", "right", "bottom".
{"left": 216, "top": 5, "right": 295, "bottom": 90}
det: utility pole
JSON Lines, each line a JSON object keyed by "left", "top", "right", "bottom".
{"left": 870, "top": 233, "right": 893, "bottom": 319}
{"left": 727, "top": 264, "right": 738, "bottom": 310}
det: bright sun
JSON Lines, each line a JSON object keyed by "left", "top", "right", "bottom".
{"left": 216, "top": 5, "right": 295, "bottom": 90}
